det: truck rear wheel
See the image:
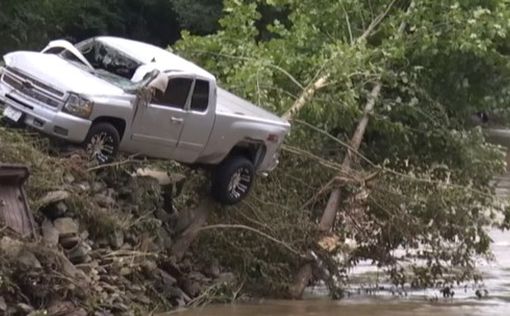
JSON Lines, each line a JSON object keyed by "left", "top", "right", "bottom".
{"left": 84, "top": 123, "right": 120, "bottom": 164}
{"left": 211, "top": 156, "right": 255, "bottom": 205}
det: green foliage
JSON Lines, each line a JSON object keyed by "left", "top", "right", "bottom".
{"left": 176, "top": 0, "right": 510, "bottom": 295}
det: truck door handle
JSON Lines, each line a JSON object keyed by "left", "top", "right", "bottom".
{"left": 170, "top": 116, "right": 184, "bottom": 124}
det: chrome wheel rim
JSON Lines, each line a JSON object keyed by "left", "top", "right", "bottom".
{"left": 86, "top": 132, "right": 115, "bottom": 163}
{"left": 228, "top": 167, "right": 252, "bottom": 200}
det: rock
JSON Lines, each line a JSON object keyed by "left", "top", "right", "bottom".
{"left": 66, "top": 242, "right": 91, "bottom": 264}
{"left": 166, "top": 286, "right": 191, "bottom": 303}
{"left": 217, "top": 272, "right": 236, "bottom": 284}
{"left": 156, "top": 227, "right": 173, "bottom": 251}
{"left": 125, "top": 233, "right": 139, "bottom": 245}
{"left": 38, "top": 190, "right": 70, "bottom": 207}
{"left": 133, "top": 294, "right": 151, "bottom": 305}
{"left": 188, "top": 271, "right": 207, "bottom": 281}
{"left": 41, "top": 219, "right": 59, "bottom": 247}
{"left": 134, "top": 168, "right": 173, "bottom": 185}
{"left": 42, "top": 201, "right": 69, "bottom": 219}
{"left": 180, "top": 279, "right": 201, "bottom": 297}
{"left": 0, "top": 296, "right": 6, "bottom": 312}
{"left": 142, "top": 260, "right": 158, "bottom": 276}
{"left": 55, "top": 201, "right": 69, "bottom": 216}
{"left": 175, "top": 298, "right": 187, "bottom": 307}
{"left": 75, "top": 182, "right": 91, "bottom": 192}
{"left": 109, "top": 230, "right": 124, "bottom": 250}
{"left": 92, "top": 181, "right": 106, "bottom": 193}
{"left": 54, "top": 217, "right": 79, "bottom": 237}
{"left": 120, "top": 243, "right": 132, "bottom": 250}
{"left": 155, "top": 208, "right": 171, "bottom": 222}
{"left": 173, "top": 210, "right": 194, "bottom": 235}
{"left": 120, "top": 266, "right": 133, "bottom": 276}
{"left": 80, "top": 230, "right": 90, "bottom": 240}
{"left": 60, "top": 235, "right": 81, "bottom": 249}
{"left": 64, "top": 173, "right": 75, "bottom": 184}
{"left": 17, "top": 303, "right": 34, "bottom": 313}
{"left": 17, "top": 249, "right": 42, "bottom": 269}
{"left": 47, "top": 301, "right": 75, "bottom": 315}
{"left": 158, "top": 269, "right": 177, "bottom": 286}
{"left": 160, "top": 259, "right": 183, "bottom": 279}
{"left": 96, "top": 238, "right": 110, "bottom": 248}
{"left": 94, "top": 194, "right": 116, "bottom": 208}
{"left": 54, "top": 201, "right": 69, "bottom": 215}
{"left": 65, "top": 308, "right": 88, "bottom": 316}
{"left": 112, "top": 303, "right": 129, "bottom": 312}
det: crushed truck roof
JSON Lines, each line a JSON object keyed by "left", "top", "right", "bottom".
{"left": 96, "top": 36, "right": 216, "bottom": 81}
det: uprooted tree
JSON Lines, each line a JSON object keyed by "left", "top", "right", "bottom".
{"left": 174, "top": 0, "right": 510, "bottom": 298}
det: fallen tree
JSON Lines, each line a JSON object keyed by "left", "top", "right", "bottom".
{"left": 175, "top": 0, "right": 510, "bottom": 298}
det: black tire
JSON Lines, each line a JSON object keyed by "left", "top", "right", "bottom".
{"left": 84, "top": 122, "right": 120, "bottom": 164}
{"left": 211, "top": 156, "right": 255, "bottom": 205}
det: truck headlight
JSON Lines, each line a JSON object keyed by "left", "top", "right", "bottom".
{"left": 64, "top": 94, "right": 94, "bottom": 118}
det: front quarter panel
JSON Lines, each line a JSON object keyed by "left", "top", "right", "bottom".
{"left": 87, "top": 94, "right": 136, "bottom": 142}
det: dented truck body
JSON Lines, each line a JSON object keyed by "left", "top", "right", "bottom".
{"left": 0, "top": 37, "right": 290, "bottom": 204}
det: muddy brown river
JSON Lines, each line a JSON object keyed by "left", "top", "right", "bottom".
{"left": 164, "top": 228, "right": 510, "bottom": 316}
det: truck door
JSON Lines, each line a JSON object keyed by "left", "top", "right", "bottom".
{"left": 131, "top": 76, "right": 192, "bottom": 158}
{"left": 174, "top": 79, "right": 216, "bottom": 162}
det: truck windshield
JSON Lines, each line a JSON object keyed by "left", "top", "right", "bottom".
{"left": 56, "top": 40, "right": 143, "bottom": 91}
{"left": 62, "top": 58, "right": 138, "bottom": 91}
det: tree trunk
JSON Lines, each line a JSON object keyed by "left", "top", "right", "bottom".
{"left": 288, "top": 262, "right": 313, "bottom": 299}
{"left": 318, "top": 83, "right": 382, "bottom": 232}
{"left": 172, "top": 197, "right": 212, "bottom": 261}
{"left": 289, "top": 0, "right": 413, "bottom": 298}
{"left": 289, "top": 82, "right": 383, "bottom": 298}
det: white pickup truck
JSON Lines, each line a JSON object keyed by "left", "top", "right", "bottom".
{"left": 0, "top": 36, "right": 290, "bottom": 204}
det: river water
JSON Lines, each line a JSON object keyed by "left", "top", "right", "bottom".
{"left": 168, "top": 228, "right": 510, "bottom": 316}
{"left": 166, "top": 131, "right": 510, "bottom": 316}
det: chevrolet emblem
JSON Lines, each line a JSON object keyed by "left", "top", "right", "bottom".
{"left": 21, "top": 80, "right": 34, "bottom": 90}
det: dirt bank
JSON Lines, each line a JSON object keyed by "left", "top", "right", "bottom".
{"left": 0, "top": 123, "right": 236, "bottom": 315}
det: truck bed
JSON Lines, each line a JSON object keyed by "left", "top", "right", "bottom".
{"left": 216, "top": 88, "right": 289, "bottom": 127}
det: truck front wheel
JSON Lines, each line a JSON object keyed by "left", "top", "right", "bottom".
{"left": 211, "top": 156, "right": 255, "bottom": 205}
{"left": 84, "top": 123, "right": 120, "bottom": 164}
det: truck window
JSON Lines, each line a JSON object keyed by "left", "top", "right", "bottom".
{"left": 191, "top": 80, "right": 210, "bottom": 112}
{"left": 153, "top": 78, "right": 193, "bottom": 109}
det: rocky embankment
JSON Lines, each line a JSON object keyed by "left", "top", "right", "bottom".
{"left": 0, "top": 126, "right": 235, "bottom": 315}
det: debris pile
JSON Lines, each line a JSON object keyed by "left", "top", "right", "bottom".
{"left": 0, "top": 125, "right": 236, "bottom": 315}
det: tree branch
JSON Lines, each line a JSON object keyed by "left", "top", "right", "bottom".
{"left": 198, "top": 224, "right": 307, "bottom": 258}
{"left": 282, "top": 75, "right": 329, "bottom": 121}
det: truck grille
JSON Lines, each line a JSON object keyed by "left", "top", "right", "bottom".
{"left": 1, "top": 67, "right": 64, "bottom": 108}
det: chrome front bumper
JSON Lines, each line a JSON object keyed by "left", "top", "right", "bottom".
{"left": 1, "top": 85, "right": 91, "bottom": 143}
